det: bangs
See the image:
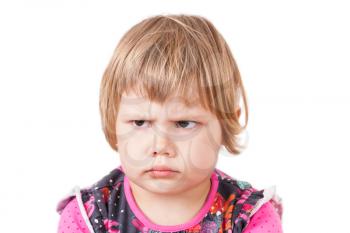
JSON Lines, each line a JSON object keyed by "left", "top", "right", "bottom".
{"left": 100, "top": 14, "right": 248, "bottom": 155}
{"left": 112, "top": 14, "right": 231, "bottom": 112}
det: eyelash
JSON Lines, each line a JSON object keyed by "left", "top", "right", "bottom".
{"left": 130, "top": 120, "right": 198, "bottom": 129}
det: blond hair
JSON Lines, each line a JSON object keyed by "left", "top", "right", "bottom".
{"left": 99, "top": 14, "right": 249, "bottom": 155}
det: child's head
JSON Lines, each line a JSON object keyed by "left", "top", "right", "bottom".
{"left": 99, "top": 14, "right": 248, "bottom": 192}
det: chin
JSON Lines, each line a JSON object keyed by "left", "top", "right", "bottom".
{"left": 142, "top": 179, "right": 185, "bottom": 195}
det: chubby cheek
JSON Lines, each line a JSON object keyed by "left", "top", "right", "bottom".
{"left": 116, "top": 123, "right": 153, "bottom": 171}
{"left": 120, "top": 144, "right": 153, "bottom": 171}
{"left": 186, "top": 139, "right": 218, "bottom": 174}
{"left": 182, "top": 127, "right": 220, "bottom": 178}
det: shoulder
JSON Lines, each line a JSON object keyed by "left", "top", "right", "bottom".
{"left": 214, "top": 168, "right": 283, "bottom": 233}
{"left": 56, "top": 166, "right": 125, "bottom": 211}
{"left": 57, "top": 197, "right": 91, "bottom": 233}
{"left": 243, "top": 200, "right": 283, "bottom": 233}
{"left": 215, "top": 168, "right": 265, "bottom": 208}
{"left": 56, "top": 166, "right": 125, "bottom": 232}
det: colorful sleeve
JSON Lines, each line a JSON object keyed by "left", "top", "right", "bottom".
{"left": 242, "top": 201, "right": 283, "bottom": 233}
{"left": 57, "top": 197, "right": 91, "bottom": 233}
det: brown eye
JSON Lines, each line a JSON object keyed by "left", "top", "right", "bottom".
{"left": 176, "top": 121, "right": 197, "bottom": 129}
{"left": 132, "top": 120, "right": 150, "bottom": 128}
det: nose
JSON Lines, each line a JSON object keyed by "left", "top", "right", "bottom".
{"left": 151, "top": 127, "right": 176, "bottom": 157}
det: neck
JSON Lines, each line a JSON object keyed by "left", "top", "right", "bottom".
{"left": 127, "top": 175, "right": 212, "bottom": 225}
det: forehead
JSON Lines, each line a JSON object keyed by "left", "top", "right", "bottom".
{"left": 120, "top": 91, "right": 204, "bottom": 112}
{"left": 121, "top": 89, "right": 197, "bottom": 105}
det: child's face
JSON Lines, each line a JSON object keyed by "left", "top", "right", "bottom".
{"left": 115, "top": 90, "right": 222, "bottom": 194}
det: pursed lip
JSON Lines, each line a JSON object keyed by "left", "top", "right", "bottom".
{"left": 147, "top": 166, "right": 179, "bottom": 172}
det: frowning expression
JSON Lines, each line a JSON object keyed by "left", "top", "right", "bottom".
{"left": 115, "top": 90, "right": 222, "bottom": 194}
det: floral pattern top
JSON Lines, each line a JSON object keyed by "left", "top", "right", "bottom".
{"left": 56, "top": 166, "right": 283, "bottom": 233}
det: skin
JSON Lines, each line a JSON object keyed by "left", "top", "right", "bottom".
{"left": 115, "top": 90, "right": 223, "bottom": 225}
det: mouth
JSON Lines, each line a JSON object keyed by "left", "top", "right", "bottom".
{"left": 146, "top": 166, "right": 180, "bottom": 178}
{"left": 147, "top": 165, "right": 179, "bottom": 172}
{"left": 147, "top": 168, "right": 179, "bottom": 178}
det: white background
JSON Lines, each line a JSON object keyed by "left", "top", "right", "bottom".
{"left": 0, "top": 0, "right": 349, "bottom": 232}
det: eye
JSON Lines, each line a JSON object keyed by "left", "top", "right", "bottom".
{"left": 131, "top": 120, "right": 151, "bottom": 128}
{"left": 175, "top": 121, "right": 198, "bottom": 129}
{"left": 131, "top": 120, "right": 198, "bottom": 129}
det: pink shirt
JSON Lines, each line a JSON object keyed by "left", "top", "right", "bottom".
{"left": 57, "top": 167, "right": 283, "bottom": 233}
{"left": 57, "top": 194, "right": 282, "bottom": 233}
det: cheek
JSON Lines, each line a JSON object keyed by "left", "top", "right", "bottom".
{"left": 188, "top": 141, "right": 218, "bottom": 171}
{"left": 183, "top": 128, "right": 220, "bottom": 173}
{"left": 116, "top": 124, "right": 153, "bottom": 169}
{"left": 116, "top": 120, "right": 134, "bottom": 140}
{"left": 119, "top": 141, "right": 153, "bottom": 167}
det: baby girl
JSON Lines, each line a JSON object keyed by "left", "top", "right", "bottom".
{"left": 56, "top": 14, "right": 283, "bottom": 233}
